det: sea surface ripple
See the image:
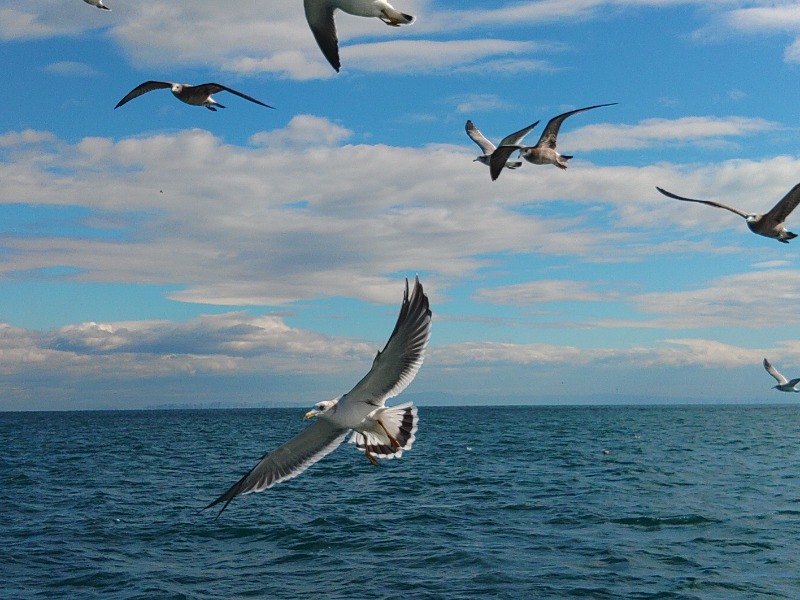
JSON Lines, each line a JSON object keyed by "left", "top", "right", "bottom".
{"left": 3, "top": 404, "right": 800, "bottom": 599}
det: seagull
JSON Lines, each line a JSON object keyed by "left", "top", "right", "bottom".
{"left": 489, "top": 103, "right": 617, "bottom": 181}
{"left": 655, "top": 183, "right": 800, "bottom": 243}
{"left": 763, "top": 358, "right": 800, "bottom": 392}
{"left": 465, "top": 119, "right": 539, "bottom": 171}
{"left": 114, "top": 81, "right": 274, "bottom": 111}
{"left": 206, "top": 276, "right": 432, "bottom": 517}
{"left": 84, "top": 0, "right": 111, "bottom": 10}
{"left": 304, "top": 0, "right": 415, "bottom": 72}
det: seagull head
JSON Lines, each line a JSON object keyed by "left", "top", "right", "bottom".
{"left": 304, "top": 397, "right": 340, "bottom": 420}
{"left": 170, "top": 83, "right": 184, "bottom": 95}
{"left": 745, "top": 213, "right": 759, "bottom": 223}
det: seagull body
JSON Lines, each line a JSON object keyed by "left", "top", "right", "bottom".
{"left": 489, "top": 103, "right": 617, "bottom": 181}
{"left": 763, "top": 358, "right": 800, "bottom": 392}
{"left": 84, "top": 0, "right": 111, "bottom": 10}
{"left": 465, "top": 119, "right": 539, "bottom": 171}
{"left": 206, "top": 277, "right": 431, "bottom": 517}
{"left": 114, "top": 81, "right": 274, "bottom": 111}
{"left": 304, "top": 0, "right": 415, "bottom": 72}
{"left": 656, "top": 183, "right": 800, "bottom": 243}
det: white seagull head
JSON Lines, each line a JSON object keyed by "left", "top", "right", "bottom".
{"left": 304, "top": 398, "right": 340, "bottom": 420}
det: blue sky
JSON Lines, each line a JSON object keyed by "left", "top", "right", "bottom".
{"left": 2, "top": 0, "right": 800, "bottom": 410}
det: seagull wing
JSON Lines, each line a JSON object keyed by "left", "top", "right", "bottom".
{"left": 489, "top": 145, "right": 519, "bottom": 181}
{"left": 498, "top": 120, "right": 539, "bottom": 147}
{"left": 340, "top": 276, "right": 432, "bottom": 411}
{"left": 465, "top": 120, "right": 496, "bottom": 153}
{"left": 536, "top": 103, "right": 617, "bottom": 149}
{"left": 206, "top": 418, "right": 348, "bottom": 517}
{"left": 763, "top": 182, "right": 800, "bottom": 226}
{"left": 763, "top": 358, "right": 788, "bottom": 385}
{"left": 655, "top": 187, "right": 750, "bottom": 219}
{"left": 304, "top": 0, "right": 340, "bottom": 72}
{"left": 114, "top": 81, "right": 172, "bottom": 109}
{"left": 197, "top": 84, "right": 274, "bottom": 109}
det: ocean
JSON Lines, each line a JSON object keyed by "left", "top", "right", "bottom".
{"left": 3, "top": 404, "right": 800, "bottom": 599}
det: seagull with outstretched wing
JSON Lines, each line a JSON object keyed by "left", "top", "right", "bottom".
{"left": 763, "top": 358, "right": 800, "bottom": 392}
{"left": 466, "top": 119, "right": 539, "bottom": 171}
{"left": 656, "top": 183, "right": 800, "bottom": 243}
{"left": 115, "top": 81, "right": 273, "bottom": 112}
{"left": 206, "top": 276, "right": 432, "bottom": 517}
{"left": 84, "top": 0, "right": 111, "bottom": 11}
{"left": 490, "top": 103, "right": 616, "bottom": 181}
{"left": 304, "top": 0, "right": 414, "bottom": 72}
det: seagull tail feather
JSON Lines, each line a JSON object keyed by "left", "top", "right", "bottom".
{"left": 349, "top": 402, "right": 418, "bottom": 460}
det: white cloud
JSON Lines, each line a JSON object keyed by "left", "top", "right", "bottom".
{"left": 607, "top": 269, "right": 800, "bottom": 330}
{"left": 344, "top": 39, "right": 556, "bottom": 73}
{"left": 0, "top": 129, "right": 57, "bottom": 147}
{"left": 249, "top": 115, "right": 353, "bottom": 149}
{"left": 474, "top": 279, "right": 616, "bottom": 306}
{"left": 43, "top": 61, "right": 100, "bottom": 77}
{"left": 563, "top": 116, "right": 780, "bottom": 152}
{"left": 0, "top": 311, "right": 379, "bottom": 380}
{"left": 431, "top": 337, "right": 785, "bottom": 369}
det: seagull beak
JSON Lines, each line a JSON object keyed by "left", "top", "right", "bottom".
{"left": 304, "top": 409, "right": 320, "bottom": 420}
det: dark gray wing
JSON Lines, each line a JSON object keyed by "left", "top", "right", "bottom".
{"left": 498, "top": 120, "right": 539, "bottom": 147}
{"left": 536, "top": 103, "right": 617, "bottom": 149}
{"left": 655, "top": 186, "right": 750, "bottom": 219}
{"left": 304, "top": 0, "right": 340, "bottom": 72}
{"left": 763, "top": 182, "right": 800, "bottom": 225}
{"left": 341, "top": 276, "right": 432, "bottom": 409}
{"left": 114, "top": 81, "right": 172, "bottom": 109}
{"left": 489, "top": 145, "right": 519, "bottom": 181}
{"left": 197, "top": 84, "right": 274, "bottom": 109}
{"left": 465, "top": 120, "right": 496, "bottom": 153}
{"left": 206, "top": 418, "right": 348, "bottom": 517}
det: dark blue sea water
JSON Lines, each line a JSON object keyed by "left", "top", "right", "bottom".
{"left": 4, "top": 405, "right": 800, "bottom": 599}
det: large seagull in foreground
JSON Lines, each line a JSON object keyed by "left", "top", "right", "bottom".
{"left": 114, "top": 81, "right": 274, "bottom": 112}
{"left": 206, "top": 276, "right": 432, "bottom": 517}
{"left": 656, "top": 182, "right": 800, "bottom": 243}
{"left": 304, "top": 0, "right": 415, "bottom": 72}
{"left": 763, "top": 358, "right": 800, "bottom": 392}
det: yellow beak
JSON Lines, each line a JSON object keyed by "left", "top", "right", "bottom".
{"left": 304, "top": 410, "right": 319, "bottom": 420}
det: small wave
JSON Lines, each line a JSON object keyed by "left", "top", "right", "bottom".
{"left": 611, "top": 514, "right": 720, "bottom": 528}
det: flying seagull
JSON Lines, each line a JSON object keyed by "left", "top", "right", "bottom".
{"left": 206, "top": 276, "right": 432, "bottom": 517}
{"left": 114, "top": 81, "right": 274, "bottom": 111}
{"left": 655, "top": 182, "right": 800, "bottom": 243}
{"left": 489, "top": 103, "right": 617, "bottom": 181}
{"left": 84, "top": 0, "right": 111, "bottom": 10}
{"left": 763, "top": 358, "right": 800, "bottom": 392}
{"left": 304, "top": 0, "right": 414, "bottom": 72}
{"left": 465, "top": 119, "right": 539, "bottom": 171}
